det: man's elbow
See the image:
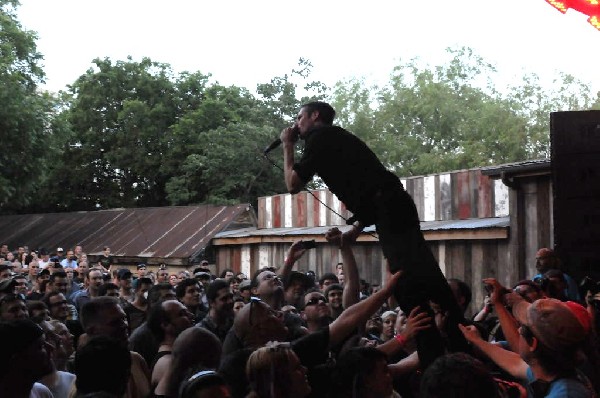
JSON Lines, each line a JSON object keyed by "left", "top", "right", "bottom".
{"left": 286, "top": 177, "right": 304, "bottom": 194}
{"left": 288, "top": 186, "right": 301, "bottom": 195}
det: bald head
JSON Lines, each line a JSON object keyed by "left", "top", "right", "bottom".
{"left": 234, "top": 300, "right": 287, "bottom": 349}
{"left": 173, "top": 327, "right": 222, "bottom": 370}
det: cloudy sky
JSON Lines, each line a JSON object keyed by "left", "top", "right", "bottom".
{"left": 16, "top": 0, "right": 600, "bottom": 94}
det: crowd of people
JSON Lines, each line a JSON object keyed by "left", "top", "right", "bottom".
{"left": 2, "top": 101, "right": 599, "bottom": 398}
{"left": 0, "top": 238, "right": 598, "bottom": 398}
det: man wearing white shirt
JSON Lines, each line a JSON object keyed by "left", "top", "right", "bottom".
{"left": 37, "top": 249, "right": 52, "bottom": 269}
{"left": 60, "top": 249, "right": 77, "bottom": 269}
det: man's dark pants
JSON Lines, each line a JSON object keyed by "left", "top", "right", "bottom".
{"left": 373, "top": 184, "right": 470, "bottom": 368}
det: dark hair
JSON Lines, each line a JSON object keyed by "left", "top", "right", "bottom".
{"left": 176, "top": 278, "right": 199, "bottom": 299}
{"left": 98, "top": 282, "right": 119, "bottom": 296}
{"left": 301, "top": 101, "right": 336, "bottom": 125}
{"left": 42, "top": 291, "right": 63, "bottom": 308}
{"left": 324, "top": 283, "right": 343, "bottom": 300}
{"left": 147, "top": 301, "right": 170, "bottom": 342}
{"left": 250, "top": 267, "right": 277, "bottom": 290}
{"left": 49, "top": 271, "right": 68, "bottom": 283}
{"left": 420, "top": 353, "right": 498, "bottom": 398}
{"left": 318, "top": 273, "right": 339, "bottom": 286}
{"left": 331, "top": 347, "right": 388, "bottom": 398}
{"left": 448, "top": 278, "right": 472, "bottom": 309}
{"left": 513, "top": 279, "right": 542, "bottom": 292}
{"left": 80, "top": 296, "right": 120, "bottom": 331}
{"left": 26, "top": 300, "right": 47, "bottom": 320}
{"left": 219, "top": 269, "right": 234, "bottom": 279}
{"left": 206, "top": 279, "right": 230, "bottom": 303}
{"left": 134, "top": 277, "right": 153, "bottom": 291}
{"left": 0, "top": 264, "right": 9, "bottom": 273}
{"left": 148, "top": 283, "right": 175, "bottom": 305}
{"left": 523, "top": 325, "right": 583, "bottom": 375}
{"left": 544, "top": 269, "right": 566, "bottom": 281}
{"left": 75, "top": 336, "right": 131, "bottom": 395}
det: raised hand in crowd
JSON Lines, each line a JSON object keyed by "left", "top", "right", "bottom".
{"left": 401, "top": 306, "right": 432, "bottom": 342}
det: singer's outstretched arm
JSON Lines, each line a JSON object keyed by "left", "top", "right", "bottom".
{"left": 281, "top": 127, "right": 304, "bottom": 194}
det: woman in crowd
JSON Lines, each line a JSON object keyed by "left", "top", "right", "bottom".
{"left": 246, "top": 342, "right": 311, "bottom": 398}
{"left": 380, "top": 310, "right": 397, "bottom": 342}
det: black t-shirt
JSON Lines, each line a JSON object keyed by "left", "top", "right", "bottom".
{"left": 98, "top": 255, "right": 113, "bottom": 269}
{"left": 220, "top": 328, "right": 332, "bottom": 398}
{"left": 293, "top": 125, "right": 400, "bottom": 226}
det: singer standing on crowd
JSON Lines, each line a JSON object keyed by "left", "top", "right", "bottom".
{"left": 279, "top": 101, "right": 469, "bottom": 367}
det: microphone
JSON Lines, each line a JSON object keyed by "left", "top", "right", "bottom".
{"left": 263, "top": 138, "right": 282, "bottom": 154}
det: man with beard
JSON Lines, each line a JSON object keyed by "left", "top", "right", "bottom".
{"left": 284, "top": 271, "right": 313, "bottom": 310}
{"left": 197, "top": 279, "right": 235, "bottom": 342}
{"left": 123, "top": 277, "right": 153, "bottom": 333}
{"left": 251, "top": 268, "right": 285, "bottom": 310}
{"left": 80, "top": 297, "right": 151, "bottom": 398}
{"left": 147, "top": 299, "right": 194, "bottom": 395}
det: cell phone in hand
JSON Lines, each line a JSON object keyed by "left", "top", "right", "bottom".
{"left": 484, "top": 283, "right": 493, "bottom": 295}
{"left": 300, "top": 240, "right": 316, "bottom": 249}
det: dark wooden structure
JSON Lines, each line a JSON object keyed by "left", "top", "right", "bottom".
{"left": 551, "top": 110, "right": 600, "bottom": 281}
{"left": 213, "top": 167, "right": 524, "bottom": 316}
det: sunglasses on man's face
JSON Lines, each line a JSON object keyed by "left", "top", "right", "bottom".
{"left": 305, "top": 296, "right": 327, "bottom": 307}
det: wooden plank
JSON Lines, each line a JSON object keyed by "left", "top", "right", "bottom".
{"left": 272, "top": 195, "right": 281, "bottom": 228}
{"left": 536, "top": 179, "right": 551, "bottom": 248}
{"left": 469, "top": 170, "right": 479, "bottom": 218}
{"left": 478, "top": 173, "right": 492, "bottom": 218}
{"left": 494, "top": 180, "right": 510, "bottom": 217}
{"left": 457, "top": 171, "right": 471, "bottom": 219}
{"left": 523, "top": 180, "right": 539, "bottom": 277}
{"left": 439, "top": 174, "right": 452, "bottom": 221}
{"left": 470, "top": 242, "right": 485, "bottom": 317}
{"left": 265, "top": 196, "right": 273, "bottom": 229}
{"left": 451, "top": 173, "right": 459, "bottom": 219}
{"left": 448, "top": 241, "right": 467, "bottom": 281}
{"left": 283, "top": 194, "right": 292, "bottom": 228}
{"left": 423, "top": 175, "right": 435, "bottom": 221}
{"left": 412, "top": 177, "right": 425, "bottom": 221}
{"left": 258, "top": 197, "right": 266, "bottom": 229}
{"left": 296, "top": 193, "right": 307, "bottom": 228}
{"left": 434, "top": 175, "right": 441, "bottom": 221}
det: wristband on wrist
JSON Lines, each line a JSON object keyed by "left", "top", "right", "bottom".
{"left": 395, "top": 334, "right": 407, "bottom": 346}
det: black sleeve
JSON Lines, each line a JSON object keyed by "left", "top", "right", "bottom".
{"left": 292, "top": 327, "right": 330, "bottom": 368}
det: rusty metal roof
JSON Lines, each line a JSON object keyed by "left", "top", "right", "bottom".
{"left": 0, "top": 204, "right": 256, "bottom": 261}
{"left": 213, "top": 216, "right": 510, "bottom": 241}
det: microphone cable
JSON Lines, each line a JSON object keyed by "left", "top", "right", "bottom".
{"left": 262, "top": 149, "right": 379, "bottom": 240}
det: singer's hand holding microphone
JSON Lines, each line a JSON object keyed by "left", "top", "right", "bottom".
{"left": 264, "top": 125, "right": 300, "bottom": 154}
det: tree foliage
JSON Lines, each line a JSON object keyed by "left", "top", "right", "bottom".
{"left": 2, "top": 2, "right": 599, "bottom": 215}
{"left": 331, "top": 47, "right": 600, "bottom": 176}
{"left": 0, "top": 0, "right": 56, "bottom": 211}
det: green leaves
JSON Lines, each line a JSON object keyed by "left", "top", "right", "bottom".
{"left": 331, "top": 47, "right": 599, "bottom": 177}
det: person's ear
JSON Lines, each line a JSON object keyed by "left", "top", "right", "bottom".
{"left": 310, "top": 110, "right": 320, "bottom": 121}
